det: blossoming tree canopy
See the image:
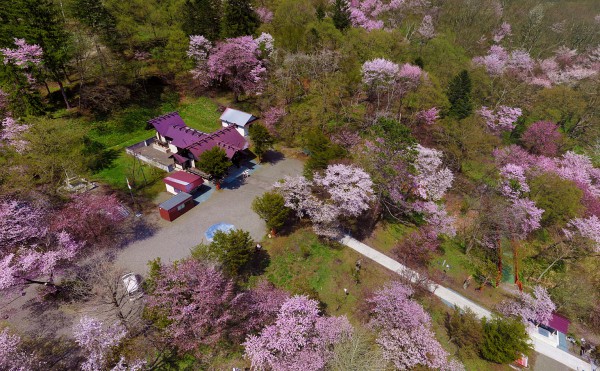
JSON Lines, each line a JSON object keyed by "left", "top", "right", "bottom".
{"left": 478, "top": 105, "right": 522, "bottom": 133}
{"left": 275, "top": 164, "right": 374, "bottom": 237}
{"left": 414, "top": 144, "right": 454, "bottom": 201}
{"left": 187, "top": 33, "right": 274, "bottom": 98}
{"left": 497, "top": 285, "right": 556, "bottom": 326}
{"left": 0, "top": 199, "right": 84, "bottom": 291}
{"left": 244, "top": 295, "right": 353, "bottom": 371}
{"left": 73, "top": 316, "right": 127, "bottom": 371}
{"left": 368, "top": 282, "right": 464, "bottom": 370}
{"left": 1, "top": 38, "right": 43, "bottom": 67}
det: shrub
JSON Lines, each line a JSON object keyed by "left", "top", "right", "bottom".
{"left": 480, "top": 316, "right": 531, "bottom": 364}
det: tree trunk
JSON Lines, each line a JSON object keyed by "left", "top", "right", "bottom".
{"left": 44, "top": 81, "right": 51, "bottom": 95}
{"left": 56, "top": 80, "right": 71, "bottom": 109}
{"left": 21, "top": 277, "right": 59, "bottom": 289}
{"left": 512, "top": 240, "right": 523, "bottom": 292}
{"left": 496, "top": 239, "right": 502, "bottom": 287}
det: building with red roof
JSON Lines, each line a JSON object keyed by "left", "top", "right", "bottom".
{"left": 536, "top": 313, "right": 571, "bottom": 350}
{"left": 163, "top": 171, "right": 204, "bottom": 195}
{"left": 148, "top": 111, "right": 250, "bottom": 173}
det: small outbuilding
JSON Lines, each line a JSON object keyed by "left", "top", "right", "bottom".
{"left": 158, "top": 192, "right": 194, "bottom": 221}
{"left": 536, "top": 313, "right": 570, "bottom": 350}
{"left": 163, "top": 171, "right": 204, "bottom": 195}
{"left": 220, "top": 108, "right": 258, "bottom": 137}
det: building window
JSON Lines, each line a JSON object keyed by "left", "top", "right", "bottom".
{"left": 177, "top": 203, "right": 186, "bottom": 211}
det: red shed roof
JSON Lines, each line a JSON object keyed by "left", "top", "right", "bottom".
{"left": 163, "top": 171, "right": 203, "bottom": 192}
{"left": 547, "top": 313, "right": 570, "bottom": 334}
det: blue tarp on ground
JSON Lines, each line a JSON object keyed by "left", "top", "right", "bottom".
{"left": 205, "top": 223, "right": 235, "bottom": 242}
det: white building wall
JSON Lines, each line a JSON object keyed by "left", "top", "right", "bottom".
{"left": 168, "top": 143, "right": 178, "bottom": 153}
{"left": 165, "top": 184, "right": 179, "bottom": 195}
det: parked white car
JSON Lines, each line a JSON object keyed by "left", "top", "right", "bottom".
{"left": 121, "top": 273, "right": 143, "bottom": 301}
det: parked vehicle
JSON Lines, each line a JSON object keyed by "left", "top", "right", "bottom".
{"left": 121, "top": 273, "right": 143, "bottom": 301}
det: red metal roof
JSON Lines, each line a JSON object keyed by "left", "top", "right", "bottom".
{"left": 171, "top": 153, "right": 189, "bottom": 164}
{"left": 163, "top": 171, "right": 203, "bottom": 192}
{"left": 548, "top": 313, "right": 570, "bottom": 334}
{"left": 165, "top": 125, "right": 207, "bottom": 148}
{"left": 148, "top": 112, "right": 248, "bottom": 160}
{"left": 149, "top": 112, "right": 187, "bottom": 137}
{"left": 187, "top": 126, "right": 247, "bottom": 160}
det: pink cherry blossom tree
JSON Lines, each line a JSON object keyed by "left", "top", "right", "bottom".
{"left": 478, "top": 105, "right": 522, "bottom": 133}
{"left": 412, "top": 201, "right": 456, "bottom": 237}
{"left": 417, "top": 15, "right": 436, "bottom": 40}
{"left": 275, "top": 164, "right": 374, "bottom": 238}
{"left": 361, "top": 58, "right": 399, "bottom": 110}
{"left": 415, "top": 107, "right": 440, "bottom": 125}
{"left": 146, "top": 259, "right": 286, "bottom": 353}
{"left": 564, "top": 215, "right": 600, "bottom": 252}
{"left": 189, "top": 34, "right": 274, "bottom": 101}
{"left": 497, "top": 285, "right": 556, "bottom": 326}
{"left": 368, "top": 282, "right": 463, "bottom": 370}
{"left": 499, "top": 164, "right": 530, "bottom": 199}
{"left": 521, "top": 121, "right": 563, "bottom": 157}
{"left": 244, "top": 295, "right": 353, "bottom": 371}
{"left": 413, "top": 145, "right": 454, "bottom": 201}
{"left": 73, "top": 316, "right": 127, "bottom": 371}
{"left": 0, "top": 199, "right": 84, "bottom": 292}
{"left": 51, "top": 193, "right": 126, "bottom": 244}
{"left": 492, "top": 22, "right": 512, "bottom": 43}
{"left": 0, "top": 38, "right": 43, "bottom": 85}
{"left": 0, "top": 116, "right": 29, "bottom": 153}
{"left": 0, "top": 328, "right": 40, "bottom": 370}
{"left": 146, "top": 259, "right": 244, "bottom": 352}
{"left": 314, "top": 164, "right": 374, "bottom": 217}
{"left": 1, "top": 38, "right": 43, "bottom": 67}
{"left": 256, "top": 7, "right": 273, "bottom": 23}
{"left": 509, "top": 198, "right": 544, "bottom": 239}
{"left": 398, "top": 63, "right": 423, "bottom": 85}
{"left": 262, "top": 106, "right": 286, "bottom": 134}
{"left": 473, "top": 45, "right": 509, "bottom": 76}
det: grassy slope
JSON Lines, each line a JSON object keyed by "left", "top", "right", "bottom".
{"left": 255, "top": 228, "right": 511, "bottom": 369}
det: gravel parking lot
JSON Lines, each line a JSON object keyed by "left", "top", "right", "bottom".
{"left": 115, "top": 156, "right": 303, "bottom": 274}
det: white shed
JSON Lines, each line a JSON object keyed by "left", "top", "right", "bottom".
{"left": 219, "top": 108, "right": 258, "bottom": 137}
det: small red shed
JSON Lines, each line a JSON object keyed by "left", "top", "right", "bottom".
{"left": 163, "top": 171, "right": 204, "bottom": 195}
{"left": 158, "top": 192, "right": 194, "bottom": 221}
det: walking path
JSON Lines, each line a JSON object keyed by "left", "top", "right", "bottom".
{"left": 339, "top": 235, "right": 595, "bottom": 371}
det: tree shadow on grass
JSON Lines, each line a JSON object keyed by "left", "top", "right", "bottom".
{"left": 248, "top": 249, "right": 271, "bottom": 277}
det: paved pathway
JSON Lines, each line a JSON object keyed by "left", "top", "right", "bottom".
{"left": 115, "top": 157, "right": 303, "bottom": 274}
{"left": 340, "top": 235, "right": 595, "bottom": 371}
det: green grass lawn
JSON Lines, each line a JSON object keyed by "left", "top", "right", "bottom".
{"left": 260, "top": 228, "right": 393, "bottom": 323}
{"left": 177, "top": 96, "right": 222, "bottom": 133}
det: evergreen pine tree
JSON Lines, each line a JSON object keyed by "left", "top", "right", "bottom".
{"left": 182, "top": 0, "right": 222, "bottom": 40}
{"left": 332, "top": 0, "right": 351, "bottom": 31}
{"left": 222, "top": 0, "right": 259, "bottom": 38}
{"left": 447, "top": 70, "right": 473, "bottom": 119}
